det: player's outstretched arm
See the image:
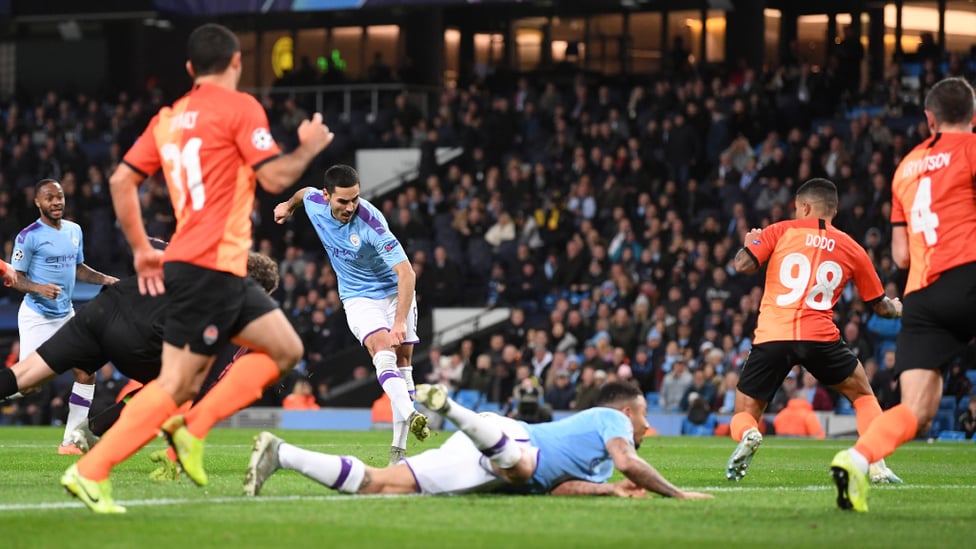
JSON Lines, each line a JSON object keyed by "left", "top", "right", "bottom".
{"left": 75, "top": 264, "right": 119, "bottom": 286}
{"left": 872, "top": 296, "right": 902, "bottom": 319}
{"left": 273, "top": 186, "right": 318, "bottom": 224}
{"left": 10, "top": 271, "right": 60, "bottom": 299}
{"left": 256, "top": 114, "right": 334, "bottom": 194}
{"left": 0, "top": 260, "right": 16, "bottom": 287}
{"left": 607, "top": 438, "right": 712, "bottom": 499}
{"left": 550, "top": 478, "right": 647, "bottom": 498}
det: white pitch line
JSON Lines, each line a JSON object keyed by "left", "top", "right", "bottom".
{"left": 1, "top": 485, "right": 973, "bottom": 512}
{"left": 0, "top": 493, "right": 410, "bottom": 512}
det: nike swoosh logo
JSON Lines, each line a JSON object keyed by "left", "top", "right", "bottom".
{"left": 78, "top": 481, "right": 100, "bottom": 503}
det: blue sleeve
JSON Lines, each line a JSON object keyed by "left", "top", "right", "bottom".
{"left": 368, "top": 230, "right": 408, "bottom": 270}
{"left": 597, "top": 409, "right": 634, "bottom": 448}
{"left": 75, "top": 226, "right": 85, "bottom": 265}
{"left": 11, "top": 232, "right": 33, "bottom": 272}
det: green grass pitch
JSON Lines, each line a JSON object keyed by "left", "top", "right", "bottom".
{"left": 1, "top": 427, "right": 974, "bottom": 548}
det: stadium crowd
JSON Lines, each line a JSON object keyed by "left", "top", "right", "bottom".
{"left": 2, "top": 43, "right": 975, "bottom": 427}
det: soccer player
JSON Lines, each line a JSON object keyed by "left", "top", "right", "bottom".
{"left": 273, "top": 164, "right": 428, "bottom": 465}
{"left": 61, "top": 23, "right": 334, "bottom": 514}
{"left": 724, "top": 178, "right": 903, "bottom": 483}
{"left": 11, "top": 178, "right": 119, "bottom": 453}
{"left": 0, "top": 251, "right": 279, "bottom": 441}
{"left": 244, "top": 382, "right": 711, "bottom": 500}
{"left": 831, "top": 77, "right": 976, "bottom": 512}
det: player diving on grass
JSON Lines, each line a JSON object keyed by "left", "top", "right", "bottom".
{"left": 0, "top": 250, "right": 281, "bottom": 480}
{"left": 244, "top": 381, "right": 712, "bottom": 500}
{"left": 724, "top": 178, "right": 903, "bottom": 484}
{"left": 274, "top": 164, "right": 428, "bottom": 466}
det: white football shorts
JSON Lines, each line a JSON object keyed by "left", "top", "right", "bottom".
{"left": 344, "top": 293, "right": 419, "bottom": 346}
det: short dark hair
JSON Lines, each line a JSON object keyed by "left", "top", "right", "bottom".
{"left": 595, "top": 381, "right": 644, "bottom": 408}
{"left": 924, "top": 77, "right": 976, "bottom": 125}
{"left": 35, "top": 178, "right": 61, "bottom": 195}
{"left": 247, "top": 252, "right": 280, "bottom": 294}
{"left": 795, "top": 178, "right": 839, "bottom": 213}
{"left": 323, "top": 164, "right": 360, "bottom": 194}
{"left": 187, "top": 24, "right": 239, "bottom": 77}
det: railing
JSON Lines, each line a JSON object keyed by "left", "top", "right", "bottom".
{"left": 241, "top": 83, "right": 441, "bottom": 121}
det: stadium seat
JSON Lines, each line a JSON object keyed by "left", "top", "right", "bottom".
{"left": 681, "top": 414, "right": 716, "bottom": 437}
{"left": 939, "top": 396, "right": 957, "bottom": 411}
{"left": 835, "top": 397, "right": 855, "bottom": 415}
{"left": 937, "top": 430, "right": 967, "bottom": 441}
{"left": 929, "top": 409, "right": 956, "bottom": 436}
{"left": 645, "top": 392, "right": 660, "bottom": 408}
{"left": 477, "top": 401, "right": 502, "bottom": 414}
{"left": 966, "top": 370, "right": 976, "bottom": 386}
{"left": 453, "top": 389, "right": 483, "bottom": 411}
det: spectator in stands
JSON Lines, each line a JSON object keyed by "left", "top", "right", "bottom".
{"left": 959, "top": 399, "right": 976, "bottom": 440}
{"left": 945, "top": 362, "right": 973, "bottom": 405}
{"left": 768, "top": 369, "right": 799, "bottom": 414}
{"left": 573, "top": 365, "right": 600, "bottom": 411}
{"left": 843, "top": 321, "right": 873, "bottom": 365}
{"left": 679, "top": 368, "right": 716, "bottom": 412}
{"left": 659, "top": 359, "right": 692, "bottom": 413}
{"left": 713, "top": 370, "right": 740, "bottom": 414}
{"left": 282, "top": 378, "right": 320, "bottom": 410}
{"left": 458, "top": 353, "right": 493, "bottom": 396}
{"left": 545, "top": 370, "right": 575, "bottom": 411}
{"left": 773, "top": 398, "right": 825, "bottom": 439}
{"left": 797, "top": 370, "right": 834, "bottom": 411}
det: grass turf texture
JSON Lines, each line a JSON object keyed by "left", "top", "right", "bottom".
{"left": 1, "top": 427, "right": 974, "bottom": 548}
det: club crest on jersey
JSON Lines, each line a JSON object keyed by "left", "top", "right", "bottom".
{"left": 72, "top": 236, "right": 79, "bottom": 247}
{"left": 349, "top": 234, "right": 361, "bottom": 248}
{"left": 251, "top": 127, "right": 274, "bottom": 151}
{"left": 203, "top": 324, "right": 219, "bottom": 346}
{"left": 12, "top": 249, "right": 23, "bottom": 262}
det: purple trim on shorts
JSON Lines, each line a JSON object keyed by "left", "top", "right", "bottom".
{"left": 402, "top": 340, "right": 420, "bottom": 345}
{"left": 481, "top": 434, "right": 509, "bottom": 458}
{"left": 402, "top": 458, "right": 422, "bottom": 493}
{"left": 307, "top": 192, "right": 327, "bottom": 205}
{"left": 69, "top": 393, "right": 92, "bottom": 407}
{"left": 514, "top": 438, "right": 530, "bottom": 443}
{"left": 331, "top": 457, "right": 352, "bottom": 490}
{"left": 360, "top": 327, "right": 389, "bottom": 346}
{"left": 378, "top": 369, "right": 402, "bottom": 386}
{"left": 356, "top": 206, "right": 387, "bottom": 236}
{"left": 16, "top": 221, "right": 42, "bottom": 244}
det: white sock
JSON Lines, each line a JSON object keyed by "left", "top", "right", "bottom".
{"left": 399, "top": 366, "right": 415, "bottom": 399}
{"left": 278, "top": 442, "right": 365, "bottom": 493}
{"left": 374, "top": 351, "right": 415, "bottom": 420}
{"left": 443, "top": 398, "right": 521, "bottom": 468}
{"left": 848, "top": 448, "right": 870, "bottom": 474}
{"left": 63, "top": 382, "right": 94, "bottom": 445}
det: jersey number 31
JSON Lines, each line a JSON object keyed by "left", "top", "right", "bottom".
{"left": 161, "top": 138, "right": 205, "bottom": 212}
{"left": 777, "top": 253, "right": 843, "bottom": 311}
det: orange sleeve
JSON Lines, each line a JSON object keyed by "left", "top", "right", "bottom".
{"left": 890, "top": 175, "right": 906, "bottom": 226}
{"left": 744, "top": 221, "right": 784, "bottom": 266}
{"left": 849, "top": 243, "right": 885, "bottom": 304}
{"left": 233, "top": 94, "right": 281, "bottom": 169}
{"left": 122, "top": 114, "right": 162, "bottom": 178}
{"left": 0, "top": 260, "right": 6, "bottom": 275}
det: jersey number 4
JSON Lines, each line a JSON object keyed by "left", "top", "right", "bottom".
{"left": 161, "top": 138, "right": 205, "bottom": 212}
{"left": 776, "top": 253, "right": 843, "bottom": 311}
{"left": 910, "top": 176, "right": 940, "bottom": 245}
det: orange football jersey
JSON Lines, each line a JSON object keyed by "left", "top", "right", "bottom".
{"left": 122, "top": 83, "right": 281, "bottom": 277}
{"left": 890, "top": 132, "right": 976, "bottom": 295}
{"left": 745, "top": 218, "right": 884, "bottom": 344}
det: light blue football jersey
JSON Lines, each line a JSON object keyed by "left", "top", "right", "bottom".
{"left": 522, "top": 407, "right": 635, "bottom": 493}
{"left": 302, "top": 190, "right": 408, "bottom": 301}
{"left": 11, "top": 219, "right": 84, "bottom": 318}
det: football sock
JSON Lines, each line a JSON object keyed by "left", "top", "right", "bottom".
{"left": 391, "top": 406, "right": 409, "bottom": 452}
{"left": 441, "top": 397, "right": 521, "bottom": 468}
{"left": 374, "top": 351, "right": 415, "bottom": 420}
{"left": 63, "top": 382, "right": 95, "bottom": 445}
{"left": 278, "top": 443, "right": 365, "bottom": 493}
{"left": 88, "top": 387, "right": 145, "bottom": 436}
{"left": 0, "top": 368, "right": 17, "bottom": 399}
{"left": 77, "top": 381, "right": 178, "bottom": 481}
{"left": 730, "top": 412, "right": 759, "bottom": 442}
{"left": 852, "top": 395, "right": 883, "bottom": 435}
{"left": 399, "top": 366, "right": 416, "bottom": 400}
{"left": 184, "top": 353, "right": 280, "bottom": 439}
{"left": 852, "top": 404, "right": 919, "bottom": 464}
